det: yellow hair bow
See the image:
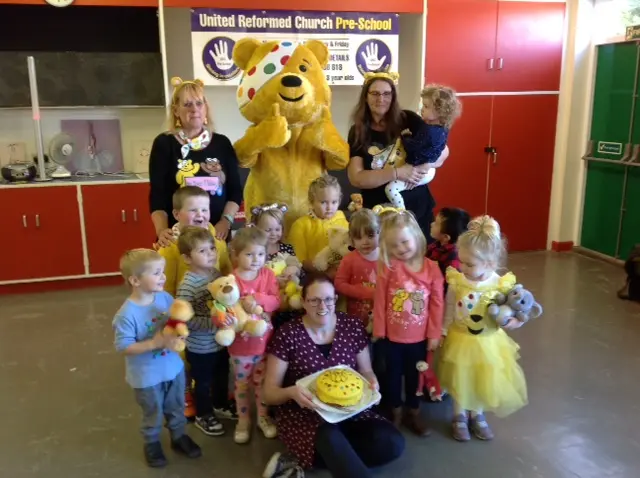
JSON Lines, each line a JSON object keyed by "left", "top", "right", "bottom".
{"left": 372, "top": 204, "right": 405, "bottom": 216}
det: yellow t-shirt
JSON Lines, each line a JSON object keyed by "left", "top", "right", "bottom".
{"left": 159, "top": 223, "right": 231, "bottom": 296}
{"left": 288, "top": 211, "right": 349, "bottom": 264}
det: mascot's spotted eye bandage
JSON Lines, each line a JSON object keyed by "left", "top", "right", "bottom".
{"left": 236, "top": 41, "right": 299, "bottom": 108}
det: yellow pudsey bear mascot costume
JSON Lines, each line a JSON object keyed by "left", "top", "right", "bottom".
{"left": 232, "top": 39, "right": 350, "bottom": 233}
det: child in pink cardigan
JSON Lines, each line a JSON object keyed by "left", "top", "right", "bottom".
{"left": 373, "top": 210, "right": 444, "bottom": 437}
{"left": 229, "top": 227, "right": 281, "bottom": 445}
{"left": 335, "top": 208, "right": 380, "bottom": 330}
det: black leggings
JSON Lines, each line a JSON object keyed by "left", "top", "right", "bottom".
{"left": 386, "top": 340, "right": 427, "bottom": 409}
{"left": 314, "top": 419, "right": 404, "bottom": 478}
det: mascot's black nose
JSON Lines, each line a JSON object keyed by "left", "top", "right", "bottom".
{"left": 281, "top": 75, "right": 302, "bottom": 87}
{"left": 470, "top": 314, "right": 483, "bottom": 323}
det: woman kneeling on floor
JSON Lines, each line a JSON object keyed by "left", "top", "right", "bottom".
{"left": 262, "top": 273, "right": 405, "bottom": 478}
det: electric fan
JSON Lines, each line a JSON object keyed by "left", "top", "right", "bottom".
{"left": 48, "top": 133, "right": 75, "bottom": 178}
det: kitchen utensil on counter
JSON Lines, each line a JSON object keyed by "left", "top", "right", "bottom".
{"left": 1, "top": 163, "right": 37, "bottom": 182}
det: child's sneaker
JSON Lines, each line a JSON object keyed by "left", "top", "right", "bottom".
{"left": 214, "top": 400, "right": 238, "bottom": 420}
{"left": 258, "top": 416, "right": 278, "bottom": 439}
{"left": 452, "top": 413, "right": 471, "bottom": 442}
{"left": 194, "top": 414, "right": 225, "bottom": 436}
{"left": 234, "top": 420, "right": 251, "bottom": 444}
{"left": 470, "top": 413, "right": 494, "bottom": 440}
{"left": 170, "top": 434, "right": 202, "bottom": 458}
{"left": 263, "top": 452, "right": 305, "bottom": 478}
{"left": 143, "top": 441, "right": 167, "bottom": 468}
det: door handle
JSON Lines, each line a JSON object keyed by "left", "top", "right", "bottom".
{"left": 121, "top": 210, "right": 126, "bottom": 223}
{"left": 484, "top": 146, "right": 498, "bottom": 164}
{"left": 35, "top": 214, "right": 40, "bottom": 228}
{"left": 487, "top": 58, "right": 494, "bottom": 70}
{"left": 22, "top": 215, "right": 27, "bottom": 228}
{"left": 133, "top": 209, "right": 138, "bottom": 222}
{"left": 497, "top": 58, "right": 504, "bottom": 70}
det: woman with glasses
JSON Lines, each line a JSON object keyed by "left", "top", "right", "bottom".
{"left": 262, "top": 273, "right": 404, "bottom": 478}
{"left": 346, "top": 71, "right": 449, "bottom": 242}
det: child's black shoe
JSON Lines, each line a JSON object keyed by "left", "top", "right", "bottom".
{"left": 171, "top": 434, "right": 202, "bottom": 458}
{"left": 144, "top": 441, "right": 167, "bottom": 468}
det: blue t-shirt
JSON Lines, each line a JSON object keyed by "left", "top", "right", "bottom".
{"left": 112, "top": 291, "right": 184, "bottom": 389}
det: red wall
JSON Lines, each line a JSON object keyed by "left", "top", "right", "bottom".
{"left": 0, "top": 0, "right": 423, "bottom": 13}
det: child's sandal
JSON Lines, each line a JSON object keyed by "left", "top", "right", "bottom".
{"left": 470, "top": 413, "right": 494, "bottom": 441}
{"left": 452, "top": 413, "right": 471, "bottom": 442}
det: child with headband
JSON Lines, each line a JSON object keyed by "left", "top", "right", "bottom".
{"left": 439, "top": 215, "right": 528, "bottom": 442}
{"left": 385, "top": 84, "right": 461, "bottom": 210}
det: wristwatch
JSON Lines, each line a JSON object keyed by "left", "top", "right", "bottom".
{"left": 222, "top": 213, "right": 235, "bottom": 225}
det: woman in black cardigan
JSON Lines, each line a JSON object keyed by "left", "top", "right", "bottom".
{"left": 149, "top": 77, "right": 242, "bottom": 245}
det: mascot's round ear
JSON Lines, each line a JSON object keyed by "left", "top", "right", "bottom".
{"left": 232, "top": 38, "right": 263, "bottom": 71}
{"left": 304, "top": 40, "right": 329, "bottom": 68}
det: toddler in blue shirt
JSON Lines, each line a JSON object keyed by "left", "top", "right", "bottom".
{"left": 113, "top": 248, "right": 201, "bottom": 468}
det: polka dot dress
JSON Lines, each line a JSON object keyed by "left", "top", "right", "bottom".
{"left": 267, "top": 313, "right": 385, "bottom": 469}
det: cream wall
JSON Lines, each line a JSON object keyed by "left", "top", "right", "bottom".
{"left": 547, "top": 0, "right": 596, "bottom": 247}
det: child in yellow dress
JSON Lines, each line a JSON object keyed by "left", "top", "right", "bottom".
{"left": 439, "top": 215, "right": 528, "bottom": 442}
{"left": 288, "top": 175, "right": 349, "bottom": 279}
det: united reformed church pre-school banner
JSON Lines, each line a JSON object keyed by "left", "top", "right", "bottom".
{"left": 191, "top": 9, "right": 399, "bottom": 86}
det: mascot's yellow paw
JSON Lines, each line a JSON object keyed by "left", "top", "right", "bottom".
{"left": 256, "top": 104, "right": 291, "bottom": 149}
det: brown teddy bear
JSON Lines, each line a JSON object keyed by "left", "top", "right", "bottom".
{"left": 348, "top": 193, "right": 363, "bottom": 212}
{"left": 163, "top": 299, "right": 193, "bottom": 352}
{"left": 207, "top": 275, "right": 268, "bottom": 347}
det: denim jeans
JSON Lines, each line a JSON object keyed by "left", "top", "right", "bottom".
{"left": 133, "top": 369, "right": 187, "bottom": 443}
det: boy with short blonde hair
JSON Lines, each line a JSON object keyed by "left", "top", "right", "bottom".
{"left": 113, "top": 248, "right": 201, "bottom": 468}
{"left": 159, "top": 186, "right": 232, "bottom": 295}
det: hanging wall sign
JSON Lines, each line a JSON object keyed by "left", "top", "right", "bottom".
{"left": 191, "top": 8, "right": 399, "bottom": 86}
{"left": 626, "top": 25, "right": 640, "bottom": 41}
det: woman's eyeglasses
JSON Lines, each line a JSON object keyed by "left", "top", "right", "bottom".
{"left": 368, "top": 91, "right": 393, "bottom": 98}
{"left": 306, "top": 297, "right": 337, "bottom": 307}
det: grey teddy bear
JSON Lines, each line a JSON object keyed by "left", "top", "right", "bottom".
{"left": 487, "top": 284, "right": 543, "bottom": 326}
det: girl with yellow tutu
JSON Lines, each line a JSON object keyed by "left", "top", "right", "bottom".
{"left": 439, "top": 215, "right": 528, "bottom": 442}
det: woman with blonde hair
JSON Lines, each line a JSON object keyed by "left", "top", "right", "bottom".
{"left": 149, "top": 77, "right": 242, "bottom": 246}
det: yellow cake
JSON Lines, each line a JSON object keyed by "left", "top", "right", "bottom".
{"left": 316, "top": 369, "right": 364, "bottom": 407}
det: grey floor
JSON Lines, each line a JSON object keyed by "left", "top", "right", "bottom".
{"left": 1, "top": 252, "right": 639, "bottom": 478}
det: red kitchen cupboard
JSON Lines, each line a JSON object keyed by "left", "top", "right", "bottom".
{"left": 426, "top": 0, "right": 565, "bottom": 93}
{"left": 0, "top": 186, "right": 84, "bottom": 282}
{"left": 425, "top": 0, "right": 498, "bottom": 93}
{"left": 82, "top": 183, "right": 155, "bottom": 274}
{"left": 493, "top": 1, "right": 565, "bottom": 92}
{"left": 426, "top": 0, "right": 565, "bottom": 251}
{"left": 485, "top": 95, "right": 559, "bottom": 251}
{"left": 429, "top": 96, "right": 492, "bottom": 218}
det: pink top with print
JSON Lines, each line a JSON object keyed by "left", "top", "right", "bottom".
{"left": 334, "top": 250, "right": 377, "bottom": 327}
{"left": 229, "top": 268, "right": 281, "bottom": 356}
{"left": 373, "top": 258, "right": 444, "bottom": 343}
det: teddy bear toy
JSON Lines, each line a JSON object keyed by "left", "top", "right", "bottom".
{"left": 163, "top": 299, "right": 194, "bottom": 352}
{"left": 416, "top": 351, "right": 442, "bottom": 401}
{"left": 313, "top": 226, "right": 350, "bottom": 272}
{"left": 487, "top": 284, "right": 543, "bottom": 326}
{"left": 283, "top": 279, "right": 303, "bottom": 309}
{"left": 207, "top": 275, "right": 268, "bottom": 347}
{"left": 347, "top": 193, "right": 363, "bottom": 212}
{"left": 266, "top": 253, "right": 303, "bottom": 309}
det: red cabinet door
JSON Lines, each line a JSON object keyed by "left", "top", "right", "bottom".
{"left": 425, "top": 0, "right": 498, "bottom": 93}
{"left": 430, "top": 96, "right": 492, "bottom": 218}
{"left": 486, "top": 95, "right": 559, "bottom": 252}
{"left": 493, "top": 2, "right": 565, "bottom": 92}
{"left": 0, "top": 186, "right": 84, "bottom": 281}
{"left": 82, "top": 183, "right": 155, "bottom": 274}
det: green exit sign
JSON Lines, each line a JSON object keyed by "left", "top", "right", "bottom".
{"left": 597, "top": 141, "right": 623, "bottom": 155}
{"left": 627, "top": 25, "right": 640, "bottom": 41}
